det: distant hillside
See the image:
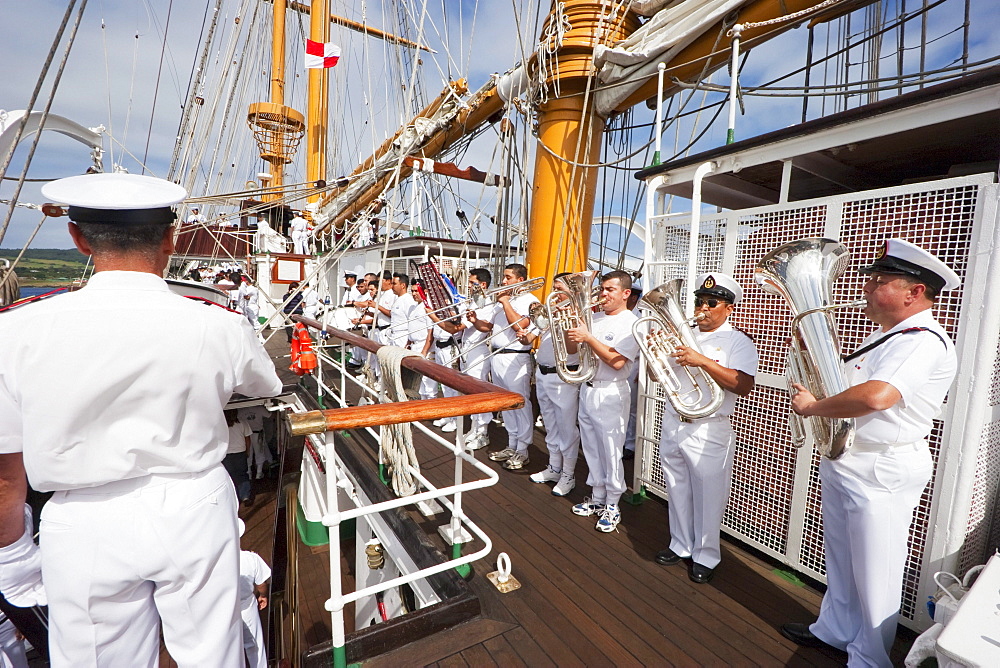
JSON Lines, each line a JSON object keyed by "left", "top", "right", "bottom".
{"left": 0, "top": 248, "right": 90, "bottom": 286}
{"left": 0, "top": 248, "right": 85, "bottom": 263}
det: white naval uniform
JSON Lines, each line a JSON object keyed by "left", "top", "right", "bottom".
{"left": 342, "top": 285, "right": 365, "bottom": 365}
{"left": 407, "top": 303, "right": 437, "bottom": 400}
{"left": 302, "top": 286, "right": 319, "bottom": 323}
{"left": 0, "top": 271, "right": 283, "bottom": 668}
{"left": 389, "top": 293, "right": 417, "bottom": 348}
{"left": 239, "top": 282, "right": 260, "bottom": 330}
{"left": 289, "top": 215, "right": 309, "bottom": 254}
{"left": 489, "top": 293, "right": 540, "bottom": 454}
{"left": 238, "top": 551, "right": 271, "bottom": 668}
{"left": 810, "top": 310, "right": 955, "bottom": 668}
{"left": 460, "top": 301, "right": 498, "bottom": 435}
{"left": 658, "top": 322, "right": 758, "bottom": 569}
{"left": 430, "top": 321, "right": 461, "bottom": 406}
{"left": 239, "top": 405, "right": 272, "bottom": 478}
{"left": 534, "top": 328, "right": 581, "bottom": 474}
{"left": 369, "top": 290, "right": 397, "bottom": 376}
{"left": 578, "top": 309, "right": 639, "bottom": 507}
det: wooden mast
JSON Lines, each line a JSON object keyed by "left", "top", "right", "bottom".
{"left": 523, "top": 2, "right": 638, "bottom": 285}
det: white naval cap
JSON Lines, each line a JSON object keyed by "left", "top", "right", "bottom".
{"left": 42, "top": 173, "right": 187, "bottom": 225}
{"left": 693, "top": 272, "right": 742, "bottom": 305}
{"left": 860, "top": 238, "right": 960, "bottom": 292}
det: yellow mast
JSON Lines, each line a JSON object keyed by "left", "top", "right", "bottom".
{"left": 246, "top": 0, "right": 305, "bottom": 203}
{"left": 524, "top": 1, "right": 638, "bottom": 285}
{"left": 306, "top": 0, "right": 330, "bottom": 205}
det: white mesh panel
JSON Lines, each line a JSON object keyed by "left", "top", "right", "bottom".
{"left": 640, "top": 175, "right": 998, "bottom": 629}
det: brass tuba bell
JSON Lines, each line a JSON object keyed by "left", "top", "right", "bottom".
{"left": 754, "top": 238, "right": 865, "bottom": 460}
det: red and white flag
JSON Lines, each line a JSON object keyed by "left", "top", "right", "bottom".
{"left": 305, "top": 40, "right": 341, "bottom": 68}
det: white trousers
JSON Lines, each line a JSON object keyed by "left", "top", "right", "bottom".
{"left": 240, "top": 598, "right": 267, "bottom": 668}
{"left": 40, "top": 465, "right": 243, "bottom": 668}
{"left": 535, "top": 371, "right": 580, "bottom": 473}
{"left": 462, "top": 345, "right": 492, "bottom": 432}
{"left": 811, "top": 444, "right": 933, "bottom": 668}
{"left": 490, "top": 352, "right": 534, "bottom": 453}
{"left": 291, "top": 232, "right": 308, "bottom": 255}
{"left": 0, "top": 619, "right": 26, "bottom": 668}
{"left": 248, "top": 431, "right": 272, "bottom": 477}
{"left": 658, "top": 414, "right": 735, "bottom": 569}
{"left": 435, "top": 344, "right": 460, "bottom": 399}
{"left": 578, "top": 380, "right": 629, "bottom": 506}
{"left": 418, "top": 347, "right": 438, "bottom": 400}
{"left": 242, "top": 305, "right": 259, "bottom": 330}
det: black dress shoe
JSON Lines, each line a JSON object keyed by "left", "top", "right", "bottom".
{"left": 780, "top": 623, "right": 827, "bottom": 648}
{"left": 688, "top": 562, "right": 715, "bottom": 584}
{"left": 654, "top": 548, "right": 682, "bottom": 565}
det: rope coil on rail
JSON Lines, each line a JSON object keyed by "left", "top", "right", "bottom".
{"left": 377, "top": 345, "right": 422, "bottom": 497}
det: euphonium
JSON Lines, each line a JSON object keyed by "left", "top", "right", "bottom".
{"left": 754, "top": 238, "right": 866, "bottom": 460}
{"left": 544, "top": 271, "right": 600, "bottom": 384}
{"left": 632, "top": 278, "right": 725, "bottom": 420}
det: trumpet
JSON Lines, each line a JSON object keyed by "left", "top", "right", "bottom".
{"left": 632, "top": 279, "right": 724, "bottom": 420}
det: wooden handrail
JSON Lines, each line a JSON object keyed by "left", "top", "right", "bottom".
{"left": 287, "top": 316, "right": 524, "bottom": 435}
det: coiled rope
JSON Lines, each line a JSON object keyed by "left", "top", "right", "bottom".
{"left": 377, "top": 345, "right": 422, "bottom": 497}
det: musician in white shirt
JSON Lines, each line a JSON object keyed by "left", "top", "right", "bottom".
{"left": 458, "top": 269, "right": 497, "bottom": 449}
{"left": 565, "top": 271, "right": 640, "bottom": 533}
{"left": 518, "top": 273, "right": 581, "bottom": 497}
{"left": 485, "top": 264, "right": 540, "bottom": 471}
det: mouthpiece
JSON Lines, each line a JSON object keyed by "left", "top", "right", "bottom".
{"left": 693, "top": 313, "right": 707, "bottom": 322}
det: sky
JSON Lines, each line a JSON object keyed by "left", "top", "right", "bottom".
{"left": 1, "top": 0, "right": 994, "bottom": 251}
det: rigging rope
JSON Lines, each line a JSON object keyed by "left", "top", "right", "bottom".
{"left": 376, "top": 347, "right": 422, "bottom": 497}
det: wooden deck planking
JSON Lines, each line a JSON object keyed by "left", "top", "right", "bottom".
{"left": 261, "top": 338, "right": 916, "bottom": 666}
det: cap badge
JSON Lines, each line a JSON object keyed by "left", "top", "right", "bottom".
{"left": 875, "top": 242, "right": 887, "bottom": 260}
{"left": 702, "top": 276, "right": 716, "bottom": 290}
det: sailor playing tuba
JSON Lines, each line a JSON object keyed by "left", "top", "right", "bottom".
{"left": 651, "top": 273, "right": 758, "bottom": 585}
{"left": 780, "top": 239, "right": 960, "bottom": 667}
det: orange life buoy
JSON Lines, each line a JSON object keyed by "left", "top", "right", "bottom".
{"left": 289, "top": 323, "right": 317, "bottom": 376}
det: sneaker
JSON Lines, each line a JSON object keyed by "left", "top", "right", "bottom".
{"left": 440, "top": 420, "right": 457, "bottom": 433}
{"left": 572, "top": 497, "right": 605, "bottom": 517}
{"left": 529, "top": 466, "right": 561, "bottom": 484}
{"left": 489, "top": 447, "right": 517, "bottom": 462}
{"left": 595, "top": 505, "right": 621, "bottom": 532}
{"left": 466, "top": 432, "right": 487, "bottom": 451}
{"left": 552, "top": 473, "right": 576, "bottom": 497}
{"left": 503, "top": 452, "right": 529, "bottom": 470}
{"left": 432, "top": 418, "right": 447, "bottom": 427}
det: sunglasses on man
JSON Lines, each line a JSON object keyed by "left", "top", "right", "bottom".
{"left": 694, "top": 297, "right": 730, "bottom": 308}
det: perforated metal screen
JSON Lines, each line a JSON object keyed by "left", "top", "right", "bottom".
{"left": 637, "top": 174, "right": 1000, "bottom": 629}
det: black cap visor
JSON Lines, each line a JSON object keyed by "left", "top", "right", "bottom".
{"left": 860, "top": 257, "right": 945, "bottom": 292}
{"left": 693, "top": 287, "right": 735, "bottom": 303}
{"left": 68, "top": 206, "right": 177, "bottom": 225}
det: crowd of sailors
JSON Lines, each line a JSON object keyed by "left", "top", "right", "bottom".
{"left": 0, "top": 171, "right": 962, "bottom": 668}
{"left": 328, "top": 235, "right": 960, "bottom": 668}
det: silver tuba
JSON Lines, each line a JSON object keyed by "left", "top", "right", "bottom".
{"left": 754, "top": 238, "right": 866, "bottom": 460}
{"left": 632, "top": 278, "right": 725, "bottom": 420}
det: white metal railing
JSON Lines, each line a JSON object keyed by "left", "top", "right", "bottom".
{"left": 292, "top": 339, "right": 501, "bottom": 667}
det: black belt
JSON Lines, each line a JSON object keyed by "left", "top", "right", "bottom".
{"left": 538, "top": 364, "right": 578, "bottom": 375}
{"left": 375, "top": 324, "right": 389, "bottom": 331}
{"left": 435, "top": 337, "right": 457, "bottom": 349}
{"left": 493, "top": 347, "right": 531, "bottom": 354}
